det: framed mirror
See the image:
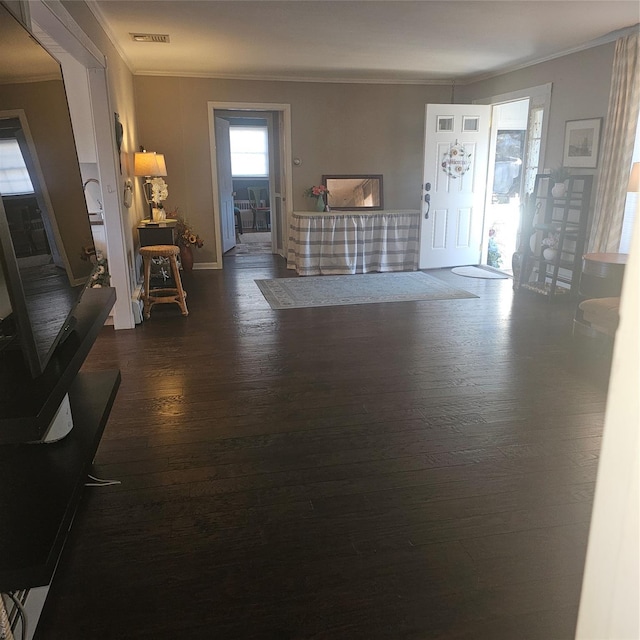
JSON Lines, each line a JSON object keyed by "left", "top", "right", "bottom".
{"left": 322, "top": 175, "right": 383, "bottom": 211}
{"left": 0, "top": 4, "right": 96, "bottom": 377}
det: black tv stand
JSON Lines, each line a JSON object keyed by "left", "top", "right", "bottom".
{"left": 0, "top": 285, "right": 121, "bottom": 596}
{"left": 0, "top": 369, "right": 120, "bottom": 591}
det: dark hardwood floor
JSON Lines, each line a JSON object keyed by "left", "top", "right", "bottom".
{"left": 35, "top": 255, "right": 610, "bottom": 639}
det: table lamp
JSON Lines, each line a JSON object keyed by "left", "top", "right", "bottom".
{"left": 134, "top": 151, "right": 167, "bottom": 219}
{"left": 628, "top": 162, "right": 640, "bottom": 193}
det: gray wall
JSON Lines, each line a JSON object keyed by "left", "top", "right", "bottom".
{"left": 457, "top": 42, "right": 616, "bottom": 173}
{"left": 133, "top": 77, "right": 450, "bottom": 262}
{"left": 133, "top": 42, "right": 616, "bottom": 264}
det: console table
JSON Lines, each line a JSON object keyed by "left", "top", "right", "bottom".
{"left": 287, "top": 210, "right": 420, "bottom": 276}
{"left": 138, "top": 219, "right": 178, "bottom": 247}
{"left": 573, "top": 252, "right": 628, "bottom": 340}
{"left": 578, "top": 252, "right": 628, "bottom": 298}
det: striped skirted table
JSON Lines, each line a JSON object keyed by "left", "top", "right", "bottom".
{"left": 287, "top": 210, "right": 420, "bottom": 276}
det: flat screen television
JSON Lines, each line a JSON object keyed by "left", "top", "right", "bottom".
{"left": 0, "top": 4, "right": 96, "bottom": 380}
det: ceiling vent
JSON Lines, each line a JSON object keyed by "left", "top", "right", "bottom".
{"left": 130, "top": 33, "right": 170, "bottom": 44}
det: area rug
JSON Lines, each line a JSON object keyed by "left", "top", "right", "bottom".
{"left": 255, "top": 271, "right": 478, "bottom": 309}
{"left": 227, "top": 242, "right": 272, "bottom": 256}
{"left": 451, "top": 266, "right": 509, "bottom": 279}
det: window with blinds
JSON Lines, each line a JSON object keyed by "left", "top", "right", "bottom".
{"left": 229, "top": 126, "right": 269, "bottom": 177}
{"left": 0, "top": 138, "right": 34, "bottom": 195}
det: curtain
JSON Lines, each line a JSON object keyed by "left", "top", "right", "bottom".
{"left": 590, "top": 32, "right": 640, "bottom": 252}
{"left": 287, "top": 212, "right": 420, "bottom": 276}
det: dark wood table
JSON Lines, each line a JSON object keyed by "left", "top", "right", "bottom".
{"left": 138, "top": 220, "right": 177, "bottom": 247}
{"left": 573, "top": 252, "right": 628, "bottom": 341}
{"left": 579, "top": 252, "right": 629, "bottom": 298}
{"left": 0, "top": 370, "right": 120, "bottom": 591}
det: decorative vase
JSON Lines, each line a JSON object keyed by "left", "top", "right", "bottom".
{"left": 551, "top": 182, "right": 566, "bottom": 198}
{"left": 543, "top": 248, "right": 558, "bottom": 261}
{"left": 152, "top": 207, "right": 166, "bottom": 221}
{"left": 179, "top": 244, "right": 194, "bottom": 272}
{"left": 512, "top": 249, "right": 533, "bottom": 290}
{"left": 529, "top": 233, "right": 537, "bottom": 253}
{"left": 512, "top": 250, "right": 523, "bottom": 290}
{"left": 315, "top": 195, "right": 325, "bottom": 212}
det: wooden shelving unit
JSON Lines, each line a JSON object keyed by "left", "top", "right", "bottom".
{"left": 519, "top": 173, "right": 593, "bottom": 300}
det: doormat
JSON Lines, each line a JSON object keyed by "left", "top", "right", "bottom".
{"left": 255, "top": 271, "right": 478, "bottom": 309}
{"left": 451, "top": 266, "right": 509, "bottom": 279}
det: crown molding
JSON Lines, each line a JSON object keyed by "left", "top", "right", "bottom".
{"left": 133, "top": 69, "right": 455, "bottom": 86}
{"left": 84, "top": 0, "right": 134, "bottom": 74}
{"left": 457, "top": 23, "right": 639, "bottom": 86}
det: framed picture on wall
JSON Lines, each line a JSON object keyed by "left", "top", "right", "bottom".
{"left": 562, "top": 118, "right": 602, "bottom": 168}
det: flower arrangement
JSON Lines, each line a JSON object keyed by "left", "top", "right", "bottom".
{"left": 88, "top": 250, "right": 110, "bottom": 288}
{"left": 175, "top": 217, "right": 204, "bottom": 249}
{"left": 487, "top": 227, "right": 502, "bottom": 268}
{"left": 150, "top": 177, "right": 168, "bottom": 205}
{"left": 441, "top": 143, "right": 472, "bottom": 178}
{"left": 303, "top": 185, "right": 329, "bottom": 198}
{"left": 541, "top": 232, "right": 559, "bottom": 249}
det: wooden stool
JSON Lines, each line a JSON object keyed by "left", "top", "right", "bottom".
{"left": 139, "top": 245, "right": 188, "bottom": 319}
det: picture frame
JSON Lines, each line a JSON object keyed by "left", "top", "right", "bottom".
{"left": 562, "top": 118, "right": 602, "bottom": 168}
{"left": 322, "top": 174, "right": 383, "bottom": 211}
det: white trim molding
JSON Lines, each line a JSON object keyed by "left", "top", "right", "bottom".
{"left": 207, "top": 101, "right": 293, "bottom": 269}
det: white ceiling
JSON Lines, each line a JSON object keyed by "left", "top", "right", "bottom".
{"left": 89, "top": 1, "right": 639, "bottom": 84}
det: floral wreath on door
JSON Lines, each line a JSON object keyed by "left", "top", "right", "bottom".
{"left": 441, "top": 142, "right": 472, "bottom": 178}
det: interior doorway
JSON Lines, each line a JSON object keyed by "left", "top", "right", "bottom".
{"left": 208, "top": 102, "right": 293, "bottom": 268}
{"left": 223, "top": 114, "right": 273, "bottom": 256}
{"left": 29, "top": 1, "right": 135, "bottom": 328}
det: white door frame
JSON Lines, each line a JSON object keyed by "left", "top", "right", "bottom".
{"left": 207, "top": 101, "right": 293, "bottom": 268}
{"left": 215, "top": 111, "right": 278, "bottom": 254}
{"left": 474, "top": 83, "right": 552, "bottom": 266}
{"left": 28, "top": 0, "right": 135, "bottom": 329}
{"left": 480, "top": 98, "right": 530, "bottom": 268}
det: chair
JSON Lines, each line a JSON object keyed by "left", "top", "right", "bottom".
{"left": 234, "top": 206, "right": 243, "bottom": 240}
{"left": 577, "top": 297, "right": 620, "bottom": 339}
{"left": 247, "top": 186, "right": 270, "bottom": 231}
{"left": 139, "top": 245, "right": 188, "bottom": 319}
{"left": 234, "top": 199, "right": 253, "bottom": 231}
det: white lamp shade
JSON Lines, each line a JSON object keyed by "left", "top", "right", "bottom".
{"left": 134, "top": 151, "right": 167, "bottom": 177}
{"left": 628, "top": 162, "right": 640, "bottom": 193}
{"left": 155, "top": 154, "right": 167, "bottom": 176}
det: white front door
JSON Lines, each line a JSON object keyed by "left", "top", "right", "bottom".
{"left": 419, "top": 104, "right": 491, "bottom": 269}
{"left": 215, "top": 117, "right": 236, "bottom": 253}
